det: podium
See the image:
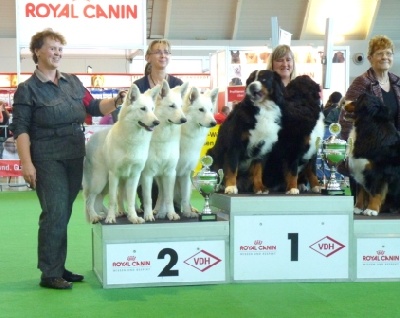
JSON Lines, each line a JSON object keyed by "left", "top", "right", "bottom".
{"left": 210, "top": 193, "right": 354, "bottom": 282}
{"left": 353, "top": 214, "right": 400, "bottom": 281}
{"left": 92, "top": 215, "right": 230, "bottom": 288}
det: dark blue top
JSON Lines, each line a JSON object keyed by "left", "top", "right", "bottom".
{"left": 134, "top": 74, "right": 183, "bottom": 93}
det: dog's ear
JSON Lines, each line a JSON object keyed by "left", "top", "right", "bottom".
{"left": 160, "top": 79, "right": 171, "bottom": 98}
{"left": 128, "top": 84, "right": 141, "bottom": 103}
{"left": 344, "top": 100, "right": 356, "bottom": 113}
{"left": 209, "top": 87, "right": 219, "bottom": 105}
{"left": 188, "top": 86, "right": 200, "bottom": 104}
{"left": 271, "top": 71, "right": 285, "bottom": 105}
{"left": 147, "top": 83, "right": 162, "bottom": 102}
{"left": 180, "top": 82, "right": 190, "bottom": 98}
{"left": 245, "top": 71, "right": 257, "bottom": 86}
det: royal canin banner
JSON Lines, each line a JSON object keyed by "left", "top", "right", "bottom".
{"left": 16, "top": 0, "right": 146, "bottom": 49}
{"left": 0, "top": 160, "right": 23, "bottom": 177}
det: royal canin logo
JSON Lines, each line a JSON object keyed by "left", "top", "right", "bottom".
{"left": 309, "top": 236, "right": 345, "bottom": 257}
{"left": 25, "top": 1, "right": 138, "bottom": 20}
{"left": 184, "top": 250, "right": 221, "bottom": 272}
{"left": 254, "top": 240, "right": 262, "bottom": 245}
{"left": 362, "top": 249, "right": 400, "bottom": 262}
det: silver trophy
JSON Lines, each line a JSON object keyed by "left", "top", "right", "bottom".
{"left": 320, "top": 123, "right": 347, "bottom": 195}
{"left": 190, "top": 156, "right": 224, "bottom": 221}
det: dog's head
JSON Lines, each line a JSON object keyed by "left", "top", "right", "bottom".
{"left": 285, "top": 75, "right": 321, "bottom": 104}
{"left": 345, "top": 93, "right": 392, "bottom": 123}
{"left": 245, "top": 70, "right": 285, "bottom": 107}
{"left": 118, "top": 83, "right": 160, "bottom": 131}
{"left": 155, "top": 80, "right": 188, "bottom": 125}
{"left": 183, "top": 87, "right": 218, "bottom": 128}
{"left": 231, "top": 50, "right": 240, "bottom": 63}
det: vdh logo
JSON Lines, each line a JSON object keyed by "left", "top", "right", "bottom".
{"left": 309, "top": 236, "right": 345, "bottom": 257}
{"left": 184, "top": 250, "right": 222, "bottom": 272}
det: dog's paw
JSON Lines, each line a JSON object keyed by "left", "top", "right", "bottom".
{"left": 88, "top": 214, "right": 104, "bottom": 224}
{"left": 144, "top": 213, "right": 155, "bottom": 222}
{"left": 225, "top": 186, "right": 238, "bottom": 194}
{"left": 181, "top": 210, "right": 198, "bottom": 218}
{"left": 310, "top": 185, "right": 321, "bottom": 193}
{"left": 167, "top": 212, "right": 181, "bottom": 221}
{"left": 353, "top": 207, "right": 364, "bottom": 215}
{"left": 105, "top": 214, "right": 117, "bottom": 224}
{"left": 363, "top": 209, "right": 379, "bottom": 216}
{"left": 286, "top": 188, "right": 300, "bottom": 195}
{"left": 128, "top": 215, "right": 145, "bottom": 224}
{"left": 116, "top": 210, "right": 125, "bottom": 217}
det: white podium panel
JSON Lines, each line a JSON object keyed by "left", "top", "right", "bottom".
{"left": 233, "top": 214, "right": 349, "bottom": 281}
{"left": 211, "top": 194, "right": 353, "bottom": 282}
{"left": 354, "top": 216, "right": 400, "bottom": 281}
{"left": 92, "top": 215, "right": 230, "bottom": 288}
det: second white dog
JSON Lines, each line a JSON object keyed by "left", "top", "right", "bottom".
{"left": 140, "top": 80, "right": 189, "bottom": 221}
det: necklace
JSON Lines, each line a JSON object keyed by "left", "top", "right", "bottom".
{"left": 378, "top": 78, "right": 389, "bottom": 85}
{"left": 149, "top": 74, "right": 168, "bottom": 86}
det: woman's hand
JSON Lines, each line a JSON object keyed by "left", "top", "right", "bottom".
{"left": 22, "top": 161, "right": 36, "bottom": 189}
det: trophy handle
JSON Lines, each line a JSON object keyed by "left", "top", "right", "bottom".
{"left": 315, "top": 136, "right": 321, "bottom": 148}
{"left": 217, "top": 169, "right": 224, "bottom": 190}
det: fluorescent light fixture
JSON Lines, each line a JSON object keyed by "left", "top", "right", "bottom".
{"left": 300, "top": 0, "right": 380, "bottom": 40}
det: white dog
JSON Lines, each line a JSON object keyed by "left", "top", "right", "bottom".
{"left": 174, "top": 87, "right": 218, "bottom": 217}
{"left": 140, "top": 80, "right": 189, "bottom": 221}
{"left": 82, "top": 83, "right": 161, "bottom": 224}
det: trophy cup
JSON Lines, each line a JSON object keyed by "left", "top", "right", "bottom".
{"left": 190, "top": 155, "right": 224, "bottom": 221}
{"left": 320, "top": 123, "right": 347, "bottom": 195}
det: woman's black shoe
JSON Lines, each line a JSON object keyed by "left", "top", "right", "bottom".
{"left": 62, "top": 270, "right": 84, "bottom": 282}
{"left": 40, "top": 277, "right": 72, "bottom": 289}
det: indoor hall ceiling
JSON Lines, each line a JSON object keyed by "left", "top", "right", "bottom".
{"left": 0, "top": 0, "right": 399, "bottom": 42}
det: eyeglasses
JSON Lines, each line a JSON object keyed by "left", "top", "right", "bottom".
{"left": 149, "top": 50, "right": 171, "bottom": 56}
{"left": 374, "top": 51, "right": 394, "bottom": 58}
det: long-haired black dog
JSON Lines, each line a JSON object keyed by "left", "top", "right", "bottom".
{"left": 263, "top": 75, "right": 325, "bottom": 194}
{"left": 345, "top": 93, "right": 400, "bottom": 216}
{"left": 207, "top": 70, "right": 285, "bottom": 194}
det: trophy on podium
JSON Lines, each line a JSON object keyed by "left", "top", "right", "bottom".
{"left": 320, "top": 123, "right": 348, "bottom": 195}
{"left": 190, "top": 156, "right": 224, "bottom": 221}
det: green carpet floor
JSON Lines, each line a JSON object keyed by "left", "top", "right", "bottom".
{"left": 1, "top": 190, "right": 400, "bottom": 318}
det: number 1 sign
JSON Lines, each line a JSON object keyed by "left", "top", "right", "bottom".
{"left": 232, "top": 214, "right": 350, "bottom": 281}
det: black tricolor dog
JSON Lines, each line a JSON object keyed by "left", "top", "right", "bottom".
{"left": 263, "top": 75, "right": 324, "bottom": 194}
{"left": 345, "top": 93, "right": 400, "bottom": 216}
{"left": 207, "top": 70, "right": 285, "bottom": 194}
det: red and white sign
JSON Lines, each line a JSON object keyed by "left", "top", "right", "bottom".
{"left": 0, "top": 160, "right": 23, "bottom": 177}
{"left": 357, "top": 237, "right": 400, "bottom": 279}
{"left": 233, "top": 214, "right": 349, "bottom": 281}
{"left": 106, "top": 240, "right": 226, "bottom": 285}
{"left": 16, "top": 0, "right": 146, "bottom": 49}
{"left": 227, "top": 86, "right": 245, "bottom": 102}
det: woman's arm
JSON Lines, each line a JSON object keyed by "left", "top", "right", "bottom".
{"left": 15, "top": 133, "right": 36, "bottom": 189}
